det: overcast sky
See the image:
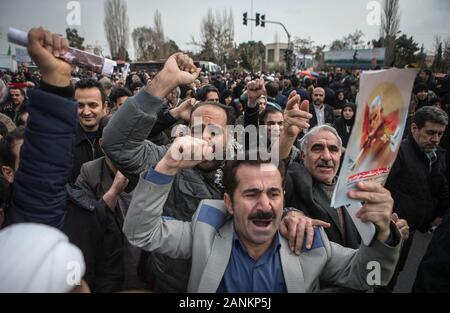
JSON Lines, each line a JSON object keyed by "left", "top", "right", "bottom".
{"left": 1, "top": 0, "right": 449, "bottom": 60}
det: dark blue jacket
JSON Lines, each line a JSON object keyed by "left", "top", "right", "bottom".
{"left": 7, "top": 87, "right": 77, "bottom": 228}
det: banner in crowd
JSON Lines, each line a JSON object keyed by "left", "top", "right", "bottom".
{"left": 331, "top": 68, "right": 417, "bottom": 209}
{"left": 324, "top": 48, "right": 386, "bottom": 69}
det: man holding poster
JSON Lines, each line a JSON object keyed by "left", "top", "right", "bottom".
{"left": 331, "top": 69, "right": 418, "bottom": 210}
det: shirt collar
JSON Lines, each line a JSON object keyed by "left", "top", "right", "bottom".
{"left": 232, "top": 227, "right": 282, "bottom": 263}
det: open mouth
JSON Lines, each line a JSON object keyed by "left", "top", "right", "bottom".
{"left": 251, "top": 219, "right": 272, "bottom": 228}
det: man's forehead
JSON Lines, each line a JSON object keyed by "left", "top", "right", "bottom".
{"left": 75, "top": 88, "right": 101, "bottom": 98}
{"left": 266, "top": 112, "right": 284, "bottom": 121}
{"left": 309, "top": 131, "right": 339, "bottom": 146}
{"left": 423, "top": 121, "right": 446, "bottom": 131}
{"left": 191, "top": 105, "right": 227, "bottom": 124}
{"left": 236, "top": 164, "right": 283, "bottom": 187}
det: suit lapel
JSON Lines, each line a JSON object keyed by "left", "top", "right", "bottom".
{"left": 197, "top": 221, "right": 234, "bottom": 293}
{"left": 279, "top": 236, "right": 306, "bottom": 293}
{"left": 312, "top": 186, "right": 344, "bottom": 235}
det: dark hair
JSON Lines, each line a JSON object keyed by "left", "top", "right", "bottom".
{"left": 219, "top": 89, "right": 233, "bottom": 105}
{"left": 342, "top": 102, "right": 356, "bottom": 113}
{"left": 0, "top": 126, "right": 25, "bottom": 170}
{"left": 9, "top": 87, "right": 26, "bottom": 97}
{"left": 75, "top": 79, "right": 107, "bottom": 105}
{"left": 260, "top": 105, "right": 283, "bottom": 125}
{"left": 413, "top": 106, "right": 448, "bottom": 129}
{"left": 223, "top": 151, "right": 285, "bottom": 198}
{"left": 130, "top": 81, "right": 144, "bottom": 92}
{"left": 198, "top": 85, "right": 219, "bottom": 101}
{"left": 265, "top": 82, "right": 280, "bottom": 98}
{"left": 414, "top": 83, "right": 428, "bottom": 94}
{"left": 316, "top": 75, "right": 328, "bottom": 88}
{"left": 111, "top": 87, "right": 132, "bottom": 105}
{"left": 291, "top": 77, "right": 300, "bottom": 89}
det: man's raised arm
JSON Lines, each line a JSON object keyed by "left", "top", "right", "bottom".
{"left": 102, "top": 53, "right": 201, "bottom": 187}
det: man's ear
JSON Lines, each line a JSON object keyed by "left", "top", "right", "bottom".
{"left": 300, "top": 150, "right": 306, "bottom": 161}
{"left": 411, "top": 122, "right": 418, "bottom": 134}
{"left": 224, "top": 193, "right": 234, "bottom": 215}
{"left": 1, "top": 166, "right": 14, "bottom": 184}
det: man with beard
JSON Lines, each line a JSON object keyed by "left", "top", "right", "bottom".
{"left": 309, "top": 88, "right": 335, "bottom": 129}
{"left": 122, "top": 147, "right": 402, "bottom": 293}
{"left": 279, "top": 123, "right": 409, "bottom": 292}
{"left": 102, "top": 53, "right": 318, "bottom": 292}
{"left": 71, "top": 79, "right": 108, "bottom": 183}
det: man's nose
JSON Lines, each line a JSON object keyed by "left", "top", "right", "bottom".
{"left": 82, "top": 107, "right": 92, "bottom": 116}
{"left": 257, "top": 193, "right": 271, "bottom": 211}
{"left": 321, "top": 148, "right": 332, "bottom": 160}
{"left": 431, "top": 133, "right": 440, "bottom": 143}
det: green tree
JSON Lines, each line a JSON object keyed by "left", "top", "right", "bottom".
{"left": 65, "top": 28, "right": 85, "bottom": 50}
{"left": 432, "top": 42, "right": 443, "bottom": 72}
{"left": 237, "top": 41, "right": 265, "bottom": 72}
{"left": 393, "top": 34, "right": 419, "bottom": 68}
{"left": 329, "top": 39, "right": 348, "bottom": 51}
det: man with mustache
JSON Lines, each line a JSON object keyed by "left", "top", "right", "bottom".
{"left": 122, "top": 142, "right": 402, "bottom": 292}
{"left": 102, "top": 53, "right": 318, "bottom": 292}
{"left": 279, "top": 122, "right": 408, "bottom": 292}
{"left": 284, "top": 125, "right": 363, "bottom": 249}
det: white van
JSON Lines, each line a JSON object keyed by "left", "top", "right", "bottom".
{"left": 198, "top": 61, "right": 221, "bottom": 74}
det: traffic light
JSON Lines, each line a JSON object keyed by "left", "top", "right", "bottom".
{"left": 261, "top": 15, "right": 266, "bottom": 27}
{"left": 255, "top": 13, "right": 260, "bottom": 26}
{"left": 243, "top": 12, "right": 248, "bottom": 26}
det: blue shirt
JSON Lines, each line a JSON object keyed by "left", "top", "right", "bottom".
{"left": 216, "top": 229, "right": 287, "bottom": 293}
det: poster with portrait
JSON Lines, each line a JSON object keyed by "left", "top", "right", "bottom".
{"left": 331, "top": 68, "right": 417, "bottom": 209}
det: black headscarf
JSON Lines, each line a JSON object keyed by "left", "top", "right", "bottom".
{"left": 341, "top": 102, "right": 356, "bottom": 126}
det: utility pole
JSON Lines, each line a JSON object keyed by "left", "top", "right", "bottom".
{"left": 262, "top": 19, "right": 293, "bottom": 73}
{"left": 250, "top": 0, "right": 253, "bottom": 41}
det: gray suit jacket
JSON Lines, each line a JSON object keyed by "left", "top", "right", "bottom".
{"left": 124, "top": 172, "right": 402, "bottom": 293}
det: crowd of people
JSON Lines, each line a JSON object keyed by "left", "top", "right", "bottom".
{"left": 0, "top": 27, "right": 449, "bottom": 293}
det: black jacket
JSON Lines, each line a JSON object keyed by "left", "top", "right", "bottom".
{"left": 71, "top": 124, "right": 104, "bottom": 183}
{"left": 333, "top": 117, "right": 353, "bottom": 148}
{"left": 309, "top": 103, "right": 335, "bottom": 128}
{"left": 385, "top": 136, "right": 450, "bottom": 232}
{"left": 63, "top": 185, "right": 124, "bottom": 293}
{"left": 413, "top": 210, "right": 450, "bottom": 292}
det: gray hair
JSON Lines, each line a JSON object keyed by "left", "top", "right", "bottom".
{"left": 300, "top": 124, "right": 343, "bottom": 154}
{"left": 172, "top": 86, "right": 181, "bottom": 98}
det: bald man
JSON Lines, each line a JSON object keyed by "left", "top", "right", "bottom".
{"left": 309, "top": 87, "right": 335, "bottom": 128}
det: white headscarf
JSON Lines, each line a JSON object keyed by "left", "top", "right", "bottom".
{"left": 0, "top": 223, "right": 85, "bottom": 293}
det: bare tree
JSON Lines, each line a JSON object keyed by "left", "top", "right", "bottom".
{"left": 190, "top": 8, "right": 235, "bottom": 67}
{"left": 344, "top": 30, "right": 365, "bottom": 50}
{"left": 132, "top": 10, "right": 179, "bottom": 61}
{"left": 293, "top": 36, "right": 314, "bottom": 55}
{"left": 380, "top": 0, "right": 401, "bottom": 66}
{"left": 444, "top": 37, "right": 450, "bottom": 71}
{"left": 104, "top": 0, "right": 130, "bottom": 60}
